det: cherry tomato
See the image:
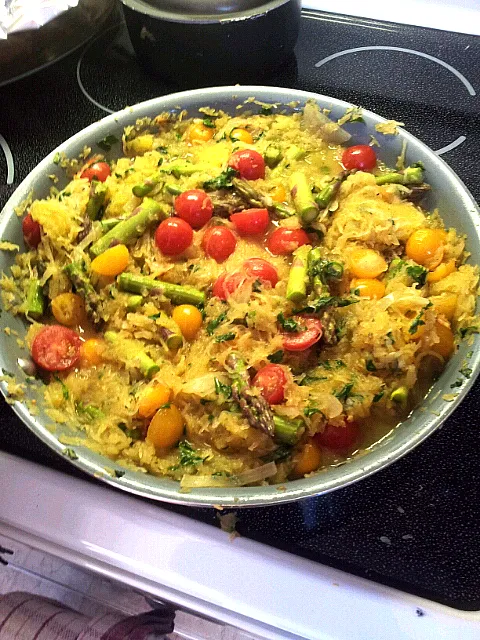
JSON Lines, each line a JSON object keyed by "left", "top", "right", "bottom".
{"left": 230, "top": 208, "right": 270, "bottom": 236}
{"left": 228, "top": 149, "right": 265, "bottom": 180}
{"left": 203, "top": 226, "right": 237, "bottom": 262}
{"left": 81, "top": 161, "right": 111, "bottom": 182}
{"left": 282, "top": 316, "right": 323, "bottom": 352}
{"left": 253, "top": 364, "right": 287, "bottom": 405}
{"left": 243, "top": 258, "right": 278, "bottom": 288}
{"left": 155, "top": 218, "right": 193, "bottom": 256}
{"left": 267, "top": 227, "right": 310, "bottom": 255}
{"left": 341, "top": 145, "right": 377, "bottom": 171}
{"left": 31, "top": 325, "right": 81, "bottom": 372}
{"left": 212, "top": 272, "right": 246, "bottom": 300}
{"left": 174, "top": 189, "right": 213, "bottom": 229}
{"left": 22, "top": 213, "right": 41, "bottom": 248}
{"left": 314, "top": 420, "right": 359, "bottom": 451}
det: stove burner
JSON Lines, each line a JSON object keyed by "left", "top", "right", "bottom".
{"left": 313, "top": 45, "right": 476, "bottom": 156}
{"left": 0, "top": 135, "right": 14, "bottom": 185}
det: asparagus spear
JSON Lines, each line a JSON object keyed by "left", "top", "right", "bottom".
{"left": 90, "top": 198, "right": 165, "bottom": 257}
{"left": 118, "top": 273, "right": 205, "bottom": 306}
{"left": 273, "top": 415, "right": 305, "bottom": 445}
{"left": 126, "top": 294, "right": 143, "bottom": 312}
{"left": 286, "top": 245, "right": 311, "bottom": 303}
{"left": 274, "top": 203, "right": 296, "bottom": 218}
{"left": 225, "top": 352, "right": 275, "bottom": 437}
{"left": 64, "top": 262, "right": 101, "bottom": 325}
{"left": 376, "top": 163, "right": 424, "bottom": 186}
{"left": 314, "top": 171, "right": 348, "bottom": 209}
{"left": 24, "top": 279, "right": 44, "bottom": 319}
{"left": 85, "top": 182, "right": 107, "bottom": 220}
{"left": 390, "top": 386, "right": 408, "bottom": 408}
{"left": 232, "top": 177, "right": 274, "bottom": 210}
{"left": 153, "top": 311, "right": 183, "bottom": 350}
{"left": 132, "top": 173, "right": 163, "bottom": 198}
{"left": 104, "top": 331, "right": 160, "bottom": 378}
{"left": 165, "top": 184, "right": 183, "bottom": 196}
{"left": 264, "top": 145, "right": 282, "bottom": 168}
{"left": 289, "top": 172, "right": 318, "bottom": 224}
{"left": 100, "top": 217, "right": 123, "bottom": 232}
{"left": 160, "top": 161, "right": 210, "bottom": 179}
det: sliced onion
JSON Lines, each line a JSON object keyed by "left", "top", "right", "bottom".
{"left": 302, "top": 100, "right": 351, "bottom": 144}
{"left": 181, "top": 373, "right": 228, "bottom": 398}
{"left": 180, "top": 462, "right": 277, "bottom": 489}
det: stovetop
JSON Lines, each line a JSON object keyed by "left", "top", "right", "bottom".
{"left": 1, "top": 6, "right": 480, "bottom": 612}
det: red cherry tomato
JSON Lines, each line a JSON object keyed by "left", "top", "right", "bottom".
{"left": 212, "top": 272, "right": 246, "bottom": 300}
{"left": 267, "top": 227, "right": 310, "bottom": 255}
{"left": 203, "top": 226, "right": 237, "bottom": 262}
{"left": 31, "top": 325, "right": 81, "bottom": 372}
{"left": 282, "top": 316, "right": 323, "bottom": 352}
{"left": 22, "top": 213, "right": 41, "bottom": 248}
{"left": 253, "top": 364, "right": 287, "bottom": 405}
{"left": 81, "top": 161, "right": 111, "bottom": 182}
{"left": 228, "top": 149, "right": 265, "bottom": 180}
{"left": 155, "top": 218, "right": 193, "bottom": 256}
{"left": 174, "top": 189, "right": 213, "bottom": 229}
{"left": 314, "top": 420, "right": 359, "bottom": 451}
{"left": 341, "top": 145, "right": 377, "bottom": 171}
{"left": 230, "top": 208, "right": 270, "bottom": 236}
{"left": 243, "top": 258, "right": 278, "bottom": 288}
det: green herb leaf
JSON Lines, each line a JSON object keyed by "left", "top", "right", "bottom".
{"left": 366, "top": 359, "right": 377, "bottom": 372}
{"left": 304, "top": 405, "right": 322, "bottom": 418}
{"left": 118, "top": 423, "right": 143, "bottom": 440}
{"left": 63, "top": 448, "right": 78, "bottom": 460}
{"left": 215, "top": 332, "right": 236, "bottom": 343}
{"left": 334, "top": 382, "right": 354, "bottom": 403}
{"left": 203, "top": 167, "right": 239, "bottom": 191}
{"left": 277, "top": 312, "right": 299, "bottom": 332}
{"left": 268, "top": 350, "right": 284, "bottom": 364}
{"left": 202, "top": 118, "right": 215, "bottom": 128}
{"left": 409, "top": 308, "right": 427, "bottom": 335}
{"left": 207, "top": 312, "right": 227, "bottom": 335}
{"left": 373, "top": 391, "right": 385, "bottom": 403}
{"left": 214, "top": 378, "right": 232, "bottom": 399}
{"left": 97, "top": 134, "right": 119, "bottom": 151}
{"left": 177, "top": 440, "right": 207, "bottom": 467}
{"left": 460, "top": 367, "right": 472, "bottom": 379}
{"left": 54, "top": 375, "right": 69, "bottom": 400}
{"left": 406, "top": 264, "right": 428, "bottom": 286}
{"left": 460, "top": 326, "right": 479, "bottom": 338}
{"left": 114, "top": 470, "right": 125, "bottom": 478}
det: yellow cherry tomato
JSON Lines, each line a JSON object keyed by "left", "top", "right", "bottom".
{"left": 90, "top": 244, "right": 129, "bottom": 277}
{"left": 427, "top": 259, "right": 456, "bottom": 283}
{"left": 294, "top": 441, "right": 322, "bottom": 477}
{"left": 172, "top": 304, "right": 203, "bottom": 341}
{"left": 405, "top": 229, "right": 446, "bottom": 270}
{"left": 138, "top": 381, "right": 171, "bottom": 419}
{"left": 230, "top": 128, "right": 254, "bottom": 144}
{"left": 187, "top": 121, "right": 215, "bottom": 143}
{"left": 432, "top": 321, "right": 455, "bottom": 358}
{"left": 79, "top": 338, "right": 105, "bottom": 367}
{"left": 147, "top": 404, "right": 185, "bottom": 449}
{"left": 351, "top": 278, "right": 386, "bottom": 300}
{"left": 430, "top": 293, "right": 457, "bottom": 321}
{"left": 51, "top": 293, "right": 86, "bottom": 327}
{"left": 349, "top": 248, "right": 387, "bottom": 279}
{"left": 270, "top": 184, "right": 287, "bottom": 203}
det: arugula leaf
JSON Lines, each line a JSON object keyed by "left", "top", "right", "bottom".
{"left": 277, "top": 312, "right": 299, "bottom": 332}
{"left": 207, "top": 311, "right": 227, "bottom": 335}
{"left": 203, "top": 167, "right": 238, "bottom": 190}
{"left": 268, "top": 350, "right": 284, "bottom": 363}
{"left": 215, "top": 332, "right": 236, "bottom": 343}
{"left": 97, "top": 134, "right": 119, "bottom": 151}
{"left": 406, "top": 264, "right": 428, "bottom": 286}
{"left": 214, "top": 378, "right": 232, "bottom": 399}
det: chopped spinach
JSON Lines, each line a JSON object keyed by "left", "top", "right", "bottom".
{"left": 262, "top": 444, "right": 292, "bottom": 463}
{"left": 207, "top": 312, "right": 227, "bottom": 335}
{"left": 304, "top": 405, "right": 322, "bottom": 418}
{"left": 277, "top": 312, "right": 299, "bottom": 332}
{"left": 366, "top": 359, "right": 377, "bottom": 372}
{"left": 215, "top": 332, "right": 236, "bottom": 343}
{"left": 203, "top": 167, "right": 238, "bottom": 190}
{"left": 97, "top": 134, "right": 119, "bottom": 151}
{"left": 373, "top": 391, "right": 385, "bottom": 403}
{"left": 260, "top": 105, "right": 273, "bottom": 115}
{"left": 54, "top": 375, "right": 69, "bottom": 400}
{"left": 202, "top": 118, "right": 216, "bottom": 128}
{"left": 114, "top": 470, "right": 125, "bottom": 478}
{"left": 118, "top": 423, "right": 143, "bottom": 440}
{"left": 214, "top": 378, "right": 232, "bottom": 399}
{"left": 176, "top": 440, "right": 207, "bottom": 467}
{"left": 268, "top": 350, "right": 284, "bottom": 364}
{"left": 460, "top": 367, "right": 473, "bottom": 379}
{"left": 63, "top": 448, "right": 78, "bottom": 461}
{"left": 335, "top": 382, "right": 354, "bottom": 403}
{"left": 406, "top": 264, "right": 428, "bottom": 286}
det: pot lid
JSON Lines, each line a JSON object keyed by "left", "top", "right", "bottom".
{"left": 121, "top": 0, "right": 288, "bottom": 21}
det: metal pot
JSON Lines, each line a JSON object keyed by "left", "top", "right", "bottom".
{"left": 1, "top": 86, "right": 479, "bottom": 507}
{"left": 120, "top": 0, "right": 302, "bottom": 85}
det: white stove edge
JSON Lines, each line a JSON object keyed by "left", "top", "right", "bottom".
{"left": 302, "top": 0, "right": 480, "bottom": 37}
{"left": 0, "top": 452, "right": 478, "bottom": 640}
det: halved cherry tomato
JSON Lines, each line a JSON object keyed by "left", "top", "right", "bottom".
{"left": 155, "top": 218, "right": 193, "bottom": 256}
{"left": 314, "top": 420, "right": 359, "bottom": 451}
{"left": 253, "top": 364, "right": 287, "bottom": 405}
{"left": 243, "top": 258, "right": 278, "bottom": 288}
{"left": 203, "top": 226, "right": 237, "bottom": 262}
{"left": 230, "top": 128, "right": 254, "bottom": 144}
{"left": 228, "top": 149, "right": 265, "bottom": 180}
{"left": 81, "top": 161, "right": 111, "bottom": 182}
{"left": 22, "top": 213, "right": 41, "bottom": 248}
{"left": 342, "top": 145, "right": 377, "bottom": 171}
{"left": 174, "top": 189, "right": 213, "bottom": 229}
{"left": 31, "top": 325, "right": 81, "bottom": 372}
{"left": 282, "top": 316, "right": 323, "bottom": 352}
{"left": 267, "top": 228, "right": 310, "bottom": 255}
{"left": 230, "top": 208, "right": 269, "bottom": 236}
{"left": 212, "top": 272, "right": 246, "bottom": 300}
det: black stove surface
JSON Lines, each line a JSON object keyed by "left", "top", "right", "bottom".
{"left": 1, "top": 7, "right": 480, "bottom": 611}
